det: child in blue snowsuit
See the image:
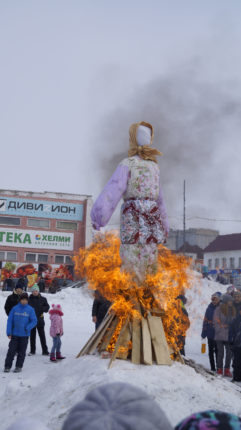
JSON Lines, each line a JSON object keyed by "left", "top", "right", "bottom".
{"left": 4, "top": 293, "right": 37, "bottom": 373}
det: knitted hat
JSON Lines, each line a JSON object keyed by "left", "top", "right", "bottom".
{"left": 20, "top": 293, "right": 28, "bottom": 301}
{"left": 49, "top": 304, "right": 63, "bottom": 316}
{"left": 221, "top": 294, "right": 234, "bottom": 304}
{"left": 175, "top": 409, "right": 241, "bottom": 430}
{"left": 62, "top": 382, "right": 173, "bottom": 430}
{"left": 32, "top": 284, "right": 39, "bottom": 292}
{"left": 212, "top": 292, "right": 222, "bottom": 299}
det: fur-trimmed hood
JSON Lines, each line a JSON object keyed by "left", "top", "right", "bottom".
{"left": 49, "top": 304, "right": 63, "bottom": 316}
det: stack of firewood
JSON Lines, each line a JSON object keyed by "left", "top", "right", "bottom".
{"left": 76, "top": 304, "right": 181, "bottom": 367}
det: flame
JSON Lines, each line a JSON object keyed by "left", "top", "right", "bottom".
{"left": 73, "top": 232, "right": 193, "bottom": 355}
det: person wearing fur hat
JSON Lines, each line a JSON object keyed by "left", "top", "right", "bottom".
{"left": 28, "top": 284, "right": 50, "bottom": 356}
{"left": 91, "top": 121, "right": 169, "bottom": 282}
{"left": 49, "top": 304, "right": 65, "bottom": 362}
{"left": 4, "top": 293, "right": 37, "bottom": 373}
{"left": 213, "top": 294, "right": 236, "bottom": 376}
{"left": 201, "top": 292, "right": 221, "bottom": 371}
{"left": 62, "top": 382, "right": 173, "bottom": 430}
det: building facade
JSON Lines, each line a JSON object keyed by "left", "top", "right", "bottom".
{"left": 203, "top": 233, "right": 241, "bottom": 285}
{"left": 0, "top": 189, "right": 92, "bottom": 285}
{"left": 167, "top": 228, "right": 219, "bottom": 251}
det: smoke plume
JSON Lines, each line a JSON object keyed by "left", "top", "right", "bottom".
{"left": 96, "top": 65, "right": 241, "bottom": 233}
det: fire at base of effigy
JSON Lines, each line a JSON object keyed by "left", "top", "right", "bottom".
{"left": 74, "top": 233, "right": 193, "bottom": 368}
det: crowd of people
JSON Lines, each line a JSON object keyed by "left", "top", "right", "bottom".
{"left": 2, "top": 274, "right": 61, "bottom": 294}
{"left": 201, "top": 286, "right": 241, "bottom": 382}
{"left": 3, "top": 283, "right": 65, "bottom": 373}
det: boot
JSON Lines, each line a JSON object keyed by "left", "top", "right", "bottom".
{"left": 224, "top": 368, "right": 232, "bottom": 378}
{"left": 56, "top": 352, "right": 66, "bottom": 360}
{"left": 50, "top": 353, "right": 56, "bottom": 362}
{"left": 217, "top": 368, "right": 223, "bottom": 375}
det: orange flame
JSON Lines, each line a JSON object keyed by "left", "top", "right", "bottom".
{"left": 73, "top": 232, "right": 193, "bottom": 353}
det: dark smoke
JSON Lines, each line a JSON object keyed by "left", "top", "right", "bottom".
{"left": 96, "top": 66, "right": 241, "bottom": 232}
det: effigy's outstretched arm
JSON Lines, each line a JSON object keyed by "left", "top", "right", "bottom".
{"left": 157, "top": 184, "right": 169, "bottom": 237}
{"left": 91, "top": 164, "right": 129, "bottom": 230}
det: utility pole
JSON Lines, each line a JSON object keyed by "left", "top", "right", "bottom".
{"left": 183, "top": 180, "right": 186, "bottom": 255}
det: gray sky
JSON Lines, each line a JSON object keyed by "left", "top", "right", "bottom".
{"left": 1, "top": 1, "right": 241, "bottom": 234}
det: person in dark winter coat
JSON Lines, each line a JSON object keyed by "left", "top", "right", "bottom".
{"left": 229, "top": 307, "right": 241, "bottom": 382}
{"left": 38, "top": 276, "right": 46, "bottom": 293}
{"left": 201, "top": 291, "right": 221, "bottom": 371}
{"left": 4, "top": 293, "right": 37, "bottom": 373}
{"left": 28, "top": 284, "right": 50, "bottom": 355}
{"left": 3, "top": 275, "right": 15, "bottom": 291}
{"left": 16, "top": 275, "right": 28, "bottom": 291}
{"left": 233, "top": 290, "right": 241, "bottom": 314}
{"left": 4, "top": 286, "right": 24, "bottom": 315}
{"left": 92, "top": 290, "right": 111, "bottom": 330}
{"left": 213, "top": 294, "right": 236, "bottom": 377}
{"left": 174, "top": 295, "right": 190, "bottom": 356}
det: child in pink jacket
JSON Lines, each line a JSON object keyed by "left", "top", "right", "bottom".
{"left": 49, "top": 304, "right": 65, "bottom": 362}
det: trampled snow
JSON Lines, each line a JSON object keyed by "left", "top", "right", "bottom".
{"left": 0, "top": 276, "right": 241, "bottom": 429}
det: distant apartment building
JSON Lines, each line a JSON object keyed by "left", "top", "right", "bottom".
{"left": 204, "top": 233, "right": 241, "bottom": 285}
{"left": 167, "top": 228, "right": 219, "bottom": 251}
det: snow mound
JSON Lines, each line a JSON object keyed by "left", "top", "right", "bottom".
{"left": 1, "top": 277, "right": 240, "bottom": 430}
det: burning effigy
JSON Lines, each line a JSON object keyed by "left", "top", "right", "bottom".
{"left": 74, "top": 122, "right": 193, "bottom": 367}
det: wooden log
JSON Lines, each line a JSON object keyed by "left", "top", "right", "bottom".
{"left": 88, "top": 313, "right": 116, "bottom": 355}
{"left": 117, "top": 322, "right": 131, "bottom": 359}
{"left": 108, "top": 318, "right": 129, "bottom": 369}
{"left": 141, "top": 317, "right": 152, "bottom": 365}
{"left": 132, "top": 317, "right": 141, "bottom": 364}
{"left": 76, "top": 313, "right": 114, "bottom": 358}
{"left": 147, "top": 314, "right": 172, "bottom": 366}
{"left": 99, "top": 317, "right": 119, "bottom": 352}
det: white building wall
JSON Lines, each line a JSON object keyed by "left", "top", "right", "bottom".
{"left": 204, "top": 250, "right": 241, "bottom": 270}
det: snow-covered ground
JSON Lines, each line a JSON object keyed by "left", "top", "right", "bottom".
{"left": 0, "top": 276, "right": 241, "bottom": 430}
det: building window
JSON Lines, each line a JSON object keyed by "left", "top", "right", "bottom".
{"left": 27, "top": 218, "right": 50, "bottom": 228}
{"left": 222, "top": 258, "right": 227, "bottom": 268}
{"left": 37, "top": 254, "right": 48, "bottom": 263}
{"left": 55, "top": 255, "right": 73, "bottom": 264}
{"left": 55, "top": 255, "right": 64, "bottom": 264}
{"left": 25, "top": 253, "right": 36, "bottom": 262}
{"left": 65, "top": 256, "right": 72, "bottom": 264}
{"left": 56, "top": 221, "right": 78, "bottom": 230}
{"left": 0, "top": 251, "right": 5, "bottom": 260}
{"left": 208, "top": 259, "right": 212, "bottom": 269}
{"left": 230, "top": 257, "right": 235, "bottom": 269}
{"left": 0, "top": 216, "right": 20, "bottom": 226}
{"left": 6, "top": 251, "right": 17, "bottom": 261}
{"left": 215, "top": 258, "right": 219, "bottom": 268}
